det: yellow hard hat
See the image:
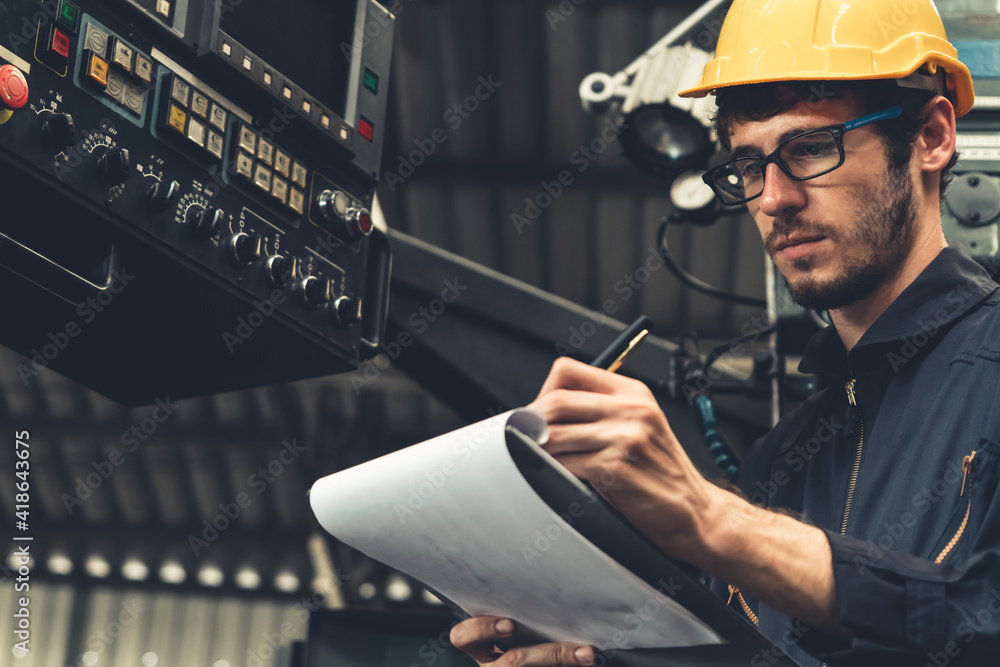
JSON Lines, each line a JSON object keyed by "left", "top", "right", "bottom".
{"left": 678, "top": 0, "right": 975, "bottom": 117}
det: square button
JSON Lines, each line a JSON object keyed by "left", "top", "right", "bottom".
{"left": 187, "top": 117, "right": 206, "bottom": 148}
{"left": 271, "top": 177, "right": 288, "bottom": 204}
{"left": 206, "top": 130, "right": 224, "bottom": 160}
{"left": 190, "top": 89, "right": 209, "bottom": 117}
{"left": 167, "top": 102, "right": 186, "bottom": 135}
{"left": 274, "top": 150, "right": 291, "bottom": 178}
{"left": 235, "top": 151, "right": 253, "bottom": 180}
{"left": 253, "top": 164, "right": 272, "bottom": 192}
{"left": 256, "top": 138, "right": 274, "bottom": 165}
{"left": 242, "top": 56, "right": 252, "bottom": 71}
{"left": 111, "top": 39, "right": 134, "bottom": 72}
{"left": 156, "top": 0, "right": 171, "bottom": 19}
{"left": 363, "top": 68, "right": 379, "bottom": 94}
{"left": 358, "top": 116, "right": 374, "bottom": 142}
{"left": 84, "top": 24, "right": 108, "bottom": 56}
{"left": 123, "top": 82, "right": 144, "bottom": 115}
{"left": 291, "top": 161, "right": 307, "bottom": 188}
{"left": 134, "top": 54, "right": 154, "bottom": 84}
{"left": 85, "top": 51, "right": 109, "bottom": 88}
{"left": 282, "top": 86, "right": 292, "bottom": 100}
{"left": 302, "top": 99, "right": 311, "bottom": 114}
{"left": 238, "top": 125, "right": 256, "bottom": 154}
{"left": 170, "top": 76, "right": 190, "bottom": 106}
{"left": 263, "top": 71, "right": 272, "bottom": 85}
{"left": 288, "top": 188, "right": 305, "bottom": 215}
{"left": 49, "top": 27, "right": 71, "bottom": 60}
{"left": 58, "top": 1, "right": 80, "bottom": 33}
{"left": 221, "top": 41, "right": 232, "bottom": 57}
{"left": 105, "top": 69, "right": 125, "bottom": 103}
{"left": 209, "top": 102, "right": 227, "bottom": 131}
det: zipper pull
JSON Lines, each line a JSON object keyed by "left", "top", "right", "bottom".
{"left": 960, "top": 451, "right": 977, "bottom": 496}
{"left": 727, "top": 584, "right": 737, "bottom": 605}
{"left": 845, "top": 379, "right": 857, "bottom": 406}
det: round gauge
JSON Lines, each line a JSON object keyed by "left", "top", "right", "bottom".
{"left": 670, "top": 169, "right": 717, "bottom": 213}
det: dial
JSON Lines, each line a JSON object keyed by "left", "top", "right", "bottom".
{"left": 670, "top": 170, "right": 717, "bottom": 212}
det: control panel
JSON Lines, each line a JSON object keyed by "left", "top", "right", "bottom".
{"left": 0, "top": 0, "right": 394, "bottom": 405}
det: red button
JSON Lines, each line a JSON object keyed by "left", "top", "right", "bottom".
{"left": 358, "top": 117, "right": 374, "bottom": 142}
{"left": 51, "top": 28, "right": 71, "bottom": 59}
{"left": 0, "top": 64, "right": 29, "bottom": 110}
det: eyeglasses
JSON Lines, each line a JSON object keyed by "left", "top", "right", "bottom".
{"left": 702, "top": 105, "right": 903, "bottom": 206}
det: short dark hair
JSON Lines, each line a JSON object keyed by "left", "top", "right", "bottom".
{"left": 712, "top": 80, "right": 960, "bottom": 199}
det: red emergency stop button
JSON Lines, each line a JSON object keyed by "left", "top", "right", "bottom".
{"left": 0, "top": 64, "right": 29, "bottom": 110}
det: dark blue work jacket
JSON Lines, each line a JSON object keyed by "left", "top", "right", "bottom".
{"left": 723, "top": 246, "right": 1000, "bottom": 666}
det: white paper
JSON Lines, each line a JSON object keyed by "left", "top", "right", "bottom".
{"left": 309, "top": 408, "right": 721, "bottom": 649}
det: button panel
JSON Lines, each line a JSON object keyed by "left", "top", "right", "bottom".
{"left": 230, "top": 122, "right": 308, "bottom": 217}
{"left": 157, "top": 73, "right": 231, "bottom": 163}
{"left": 78, "top": 22, "right": 153, "bottom": 118}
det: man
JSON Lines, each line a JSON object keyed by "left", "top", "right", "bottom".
{"left": 452, "top": 0, "right": 1000, "bottom": 665}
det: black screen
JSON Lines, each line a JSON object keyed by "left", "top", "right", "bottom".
{"left": 220, "top": 0, "right": 357, "bottom": 116}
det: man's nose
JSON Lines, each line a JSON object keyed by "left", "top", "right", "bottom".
{"left": 757, "top": 162, "right": 806, "bottom": 218}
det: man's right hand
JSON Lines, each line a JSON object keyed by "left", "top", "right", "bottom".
{"left": 450, "top": 616, "right": 596, "bottom": 666}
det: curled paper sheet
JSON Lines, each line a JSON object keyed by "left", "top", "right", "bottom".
{"left": 310, "top": 408, "right": 721, "bottom": 649}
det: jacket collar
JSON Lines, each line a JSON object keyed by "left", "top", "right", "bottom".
{"left": 799, "top": 246, "right": 998, "bottom": 377}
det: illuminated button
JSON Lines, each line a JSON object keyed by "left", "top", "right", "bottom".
{"left": 221, "top": 41, "right": 232, "bottom": 57}
{"left": 340, "top": 126, "right": 348, "bottom": 140}
{"left": 134, "top": 54, "right": 154, "bottom": 84}
{"left": 170, "top": 76, "right": 189, "bottom": 106}
{"left": 235, "top": 151, "right": 253, "bottom": 180}
{"left": 0, "top": 64, "right": 29, "bottom": 110}
{"left": 85, "top": 24, "right": 108, "bottom": 56}
{"left": 263, "top": 71, "right": 272, "bottom": 85}
{"left": 358, "top": 116, "right": 374, "bottom": 142}
{"left": 271, "top": 177, "right": 288, "bottom": 204}
{"left": 302, "top": 99, "right": 311, "bottom": 114}
{"left": 238, "top": 125, "right": 256, "bottom": 154}
{"left": 58, "top": 1, "right": 80, "bottom": 32}
{"left": 190, "top": 89, "right": 209, "bottom": 117}
{"left": 105, "top": 70, "right": 125, "bottom": 103}
{"left": 256, "top": 138, "right": 273, "bottom": 165}
{"left": 187, "top": 117, "right": 206, "bottom": 148}
{"left": 242, "top": 56, "right": 252, "bottom": 71}
{"left": 282, "top": 86, "right": 292, "bottom": 100}
{"left": 363, "top": 68, "right": 379, "bottom": 94}
{"left": 253, "top": 164, "right": 272, "bottom": 192}
{"left": 166, "top": 102, "right": 186, "bottom": 134}
{"left": 123, "top": 82, "right": 144, "bottom": 116}
{"left": 111, "top": 38, "right": 134, "bottom": 72}
{"left": 206, "top": 130, "right": 224, "bottom": 160}
{"left": 209, "top": 102, "right": 227, "bottom": 131}
{"left": 274, "top": 150, "right": 291, "bottom": 178}
{"left": 288, "top": 188, "right": 305, "bottom": 215}
{"left": 321, "top": 115, "right": 330, "bottom": 129}
{"left": 291, "top": 161, "right": 307, "bottom": 188}
{"left": 156, "top": 0, "right": 171, "bottom": 19}
{"left": 48, "top": 26, "right": 71, "bottom": 60}
{"left": 84, "top": 51, "right": 110, "bottom": 88}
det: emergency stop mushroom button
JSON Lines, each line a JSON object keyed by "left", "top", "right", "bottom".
{"left": 0, "top": 64, "right": 29, "bottom": 120}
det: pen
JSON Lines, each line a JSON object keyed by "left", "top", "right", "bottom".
{"left": 590, "top": 315, "right": 653, "bottom": 372}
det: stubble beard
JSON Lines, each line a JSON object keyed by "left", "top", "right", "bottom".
{"left": 765, "top": 163, "right": 920, "bottom": 311}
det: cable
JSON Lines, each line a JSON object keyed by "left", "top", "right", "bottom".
{"left": 704, "top": 324, "right": 778, "bottom": 373}
{"left": 656, "top": 220, "right": 768, "bottom": 308}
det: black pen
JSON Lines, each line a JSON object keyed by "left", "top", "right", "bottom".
{"left": 590, "top": 315, "right": 653, "bottom": 372}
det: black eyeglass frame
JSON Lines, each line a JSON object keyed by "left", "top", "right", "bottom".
{"left": 702, "top": 105, "right": 904, "bottom": 206}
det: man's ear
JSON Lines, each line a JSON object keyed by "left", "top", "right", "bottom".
{"left": 915, "top": 96, "right": 957, "bottom": 174}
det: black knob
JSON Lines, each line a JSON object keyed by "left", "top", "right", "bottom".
{"left": 97, "top": 147, "right": 130, "bottom": 186}
{"left": 333, "top": 295, "right": 362, "bottom": 326}
{"left": 301, "top": 276, "right": 331, "bottom": 307}
{"left": 147, "top": 180, "right": 180, "bottom": 210}
{"left": 188, "top": 206, "right": 223, "bottom": 239}
{"left": 230, "top": 232, "right": 262, "bottom": 266}
{"left": 265, "top": 255, "right": 294, "bottom": 287}
{"left": 41, "top": 112, "right": 76, "bottom": 153}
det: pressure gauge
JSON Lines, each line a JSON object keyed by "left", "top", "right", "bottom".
{"left": 670, "top": 170, "right": 718, "bottom": 223}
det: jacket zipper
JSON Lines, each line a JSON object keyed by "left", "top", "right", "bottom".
{"left": 841, "top": 378, "right": 864, "bottom": 536}
{"left": 728, "top": 584, "right": 759, "bottom": 626}
{"left": 934, "top": 451, "right": 977, "bottom": 564}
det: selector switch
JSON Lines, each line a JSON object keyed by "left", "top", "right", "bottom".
{"left": 97, "top": 147, "right": 130, "bottom": 186}
{"left": 333, "top": 295, "right": 362, "bottom": 327}
{"left": 146, "top": 180, "right": 180, "bottom": 210}
{"left": 230, "top": 232, "right": 262, "bottom": 266}
{"left": 188, "top": 206, "right": 223, "bottom": 239}
{"left": 265, "top": 255, "right": 294, "bottom": 287}
{"left": 40, "top": 111, "right": 76, "bottom": 153}
{"left": 300, "top": 275, "right": 331, "bottom": 307}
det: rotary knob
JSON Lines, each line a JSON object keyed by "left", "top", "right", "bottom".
{"left": 188, "top": 206, "right": 224, "bottom": 239}
{"left": 265, "top": 255, "right": 295, "bottom": 287}
{"left": 300, "top": 275, "right": 331, "bottom": 307}
{"left": 230, "top": 232, "right": 262, "bottom": 266}
{"left": 333, "top": 295, "right": 362, "bottom": 326}
{"left": 147, "top": 180, "right": 180, "bottom": 210}
{"left": 97, "top": 147, "right": 131, "bottom": 186}
{"left": 40, "top": 111, "right": 76, "bottom": 153}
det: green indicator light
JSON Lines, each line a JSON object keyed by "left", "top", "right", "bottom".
{"left": 363, "top": 69, "right": 379, "bottom": 94}
{"left": 59, "top": 1, "right": 79, "bottom": 28}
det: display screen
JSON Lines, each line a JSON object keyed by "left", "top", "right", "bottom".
{"left": 220, "top": 0, "right": 357, "bottom": 117}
